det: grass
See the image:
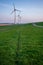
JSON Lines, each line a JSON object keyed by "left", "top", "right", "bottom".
{"left": 0, "top": 23, "right": 43, "bottom": 65}
{"left": 35, "top": 22, "right": 43, "bottom": 26}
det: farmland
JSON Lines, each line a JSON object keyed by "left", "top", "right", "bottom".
{"left": 0, "top": 23, "right": 43, "bottom": 65}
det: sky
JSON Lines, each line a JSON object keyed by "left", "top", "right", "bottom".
{"left": 0, "top": 0, "right": 43, "bottom": 23}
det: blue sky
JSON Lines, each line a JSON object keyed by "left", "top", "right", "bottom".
{"left": 0, "top": 0, "right": 43, "bottom": 23}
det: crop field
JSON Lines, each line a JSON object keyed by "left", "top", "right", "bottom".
{"left": 0, "top": 23, "right": 43, "bottom": 65}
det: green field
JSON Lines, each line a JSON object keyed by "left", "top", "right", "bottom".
{"left": 35, "top": 22, "right": 43, "bottom": 26}
{"left": 0, "top": 23, "right": 43, "bottom": 65}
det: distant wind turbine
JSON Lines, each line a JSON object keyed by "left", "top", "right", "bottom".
{"left": 18, "top": 14, "right": 21, "bottom": 24}
{"left": 11, "top": 4, "right": 21, "bottom": 24}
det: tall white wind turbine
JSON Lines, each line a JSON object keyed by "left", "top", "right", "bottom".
{"left": 11, "top": 4, "right": 21, "bottom": 24}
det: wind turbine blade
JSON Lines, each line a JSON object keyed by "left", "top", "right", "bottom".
{"left": 16, "top": 9, "right": 21, "bottom": 12}
{"left": 13, "top": 3, "right": 15, "bottom": 10}
{"left": 10, "top": 10, "right": 14, "bottom": 14}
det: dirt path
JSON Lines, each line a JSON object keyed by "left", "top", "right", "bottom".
{"left": 32, "top": 23, "right": 43, "bottom": 28}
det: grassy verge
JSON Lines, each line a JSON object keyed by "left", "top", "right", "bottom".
{"left": 35, "top": 22, "right": 43, "bottom": 26}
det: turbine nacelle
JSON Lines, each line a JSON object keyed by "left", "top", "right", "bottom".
{"left": 11, "top": 8, "right": 21, "bottom": 14}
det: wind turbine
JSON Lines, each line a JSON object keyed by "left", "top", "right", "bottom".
{"left": 18, "top": 14, "right": 21, "bottom": 24}
{"left": 11, "top": 4, "right": 21, "bottom": 24}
